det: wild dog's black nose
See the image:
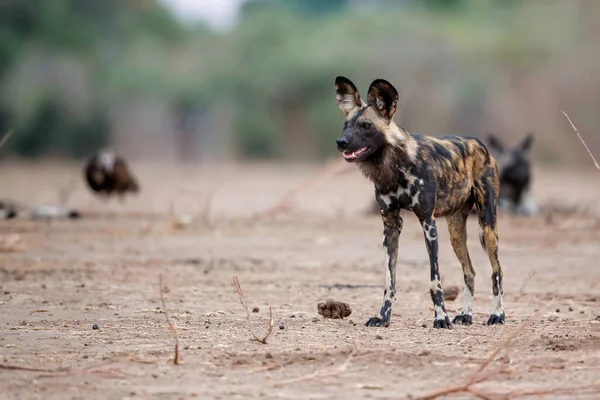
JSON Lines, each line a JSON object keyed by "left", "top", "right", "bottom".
{"left": 336, "top": 137, "right": 349, "bottom": 149}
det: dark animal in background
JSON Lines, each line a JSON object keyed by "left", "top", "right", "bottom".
{"left": 486, "top": 133, "right": 538, "bottom": 216}
{"left": 84, "top": 149, "right": 140, "bottom": 201}
{"left": 334, "top": 76, "right": 505, "bottom": 329}
{"left": 0, "top": 201, "right": 17, "bottom": 220}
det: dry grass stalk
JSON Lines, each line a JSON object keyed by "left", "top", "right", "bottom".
{"left": 0, "top": 129, "right": 14, "bottom": 151}
{"left": 159, "top": 273, "right": 181, "bottom": 364}
{"left": 232, "top": 275, "right": 274, "bottom": 344}
{"left": 0, "top": 361, "right": 128, "bottom": 378}
{"left": 274, "top": 348, "right": 357, "bottom": 387}
{"left": 261, "top": 158, "right": 350, "bottom": 217}
{"left": 562, "top": 111, "right": 600, "bottom": 170}
{"left": 415, "top": 304, "right": 551, "bottom": 400}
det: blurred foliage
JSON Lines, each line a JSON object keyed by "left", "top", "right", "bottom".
{"left": 0, "top": 0, "right": 588, "bottom": 161}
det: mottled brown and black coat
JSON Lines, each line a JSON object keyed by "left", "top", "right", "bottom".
{"left": 334, "top": 76, "right": 505, "bottom": 329}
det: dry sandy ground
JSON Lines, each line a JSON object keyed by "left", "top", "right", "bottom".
{"left": 1, "top": 162, "right": 600, "bottom": 400}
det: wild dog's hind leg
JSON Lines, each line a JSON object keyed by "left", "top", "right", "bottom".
{"left": 447, "top": 205, "right": 475, "bottom": 325}
{"left": 365, "top": 197, "right": 402, "bottom": 327}
{"left": 420, "top": 217, "right": 451, "bottom": 329}
{"left": 476, "top": 166, "right": 505, "bottom": 325}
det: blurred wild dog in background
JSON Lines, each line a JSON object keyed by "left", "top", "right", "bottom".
{"left": 334, "top": 76, "right": 505, "bottom": 329}
{"left": 486, "top": 133, "right": 538, "bottom": 216}
{"left": 84, "top": 149, "right": 140, "bottom": 202}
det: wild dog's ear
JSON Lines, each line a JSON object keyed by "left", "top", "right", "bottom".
{"left": 521, "top": 132, "right": 534, "bottom": 152}
{"left": 487, "top": 134, "right": 504, "bottom": 152}
{"left": 367, "top": 79, "right": 399, "bottom": 120}
{"left": 335, "top": 76, "right": 363, "bottom": 116}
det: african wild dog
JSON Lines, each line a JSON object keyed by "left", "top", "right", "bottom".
{"left": 334, "top": 76, "right": 504, "bottom": 329}
{"left": 84, "top": 149, "right": 140, "bottom": 201}
{"left": 486, "top": 133, "right": 538, "bottom": 216}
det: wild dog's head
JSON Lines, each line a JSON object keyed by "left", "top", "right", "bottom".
{"left": 334, "top": 76, "right": 401, "bottom": 163}
{"left": 486, "top": 133, "right": 534, "bottom": 204}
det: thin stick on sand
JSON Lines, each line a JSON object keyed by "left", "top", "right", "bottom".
{"left": 159, "top": 273, "right": 181, "bottom": 364}
{"left": 415, "top": 302, "right": 554, "bottom": 400}
{"left": 233, "top": 275, "right": 274, "bottom": 344}
{"left": 562, "top": 111, "right": 600, "bottom": 170}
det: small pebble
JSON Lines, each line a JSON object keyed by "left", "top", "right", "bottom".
{"left": 421, "top": 323, "right": 427, "bottom": 328}
{"left": 568, "top": 306, "right": 574, "bottom": 312}
{"left": 555, "top": 308, "right": 560, "bottom": 313}
{"left": 279, "top": 324, "right": 285, "bottom": 330}
{"left": 252, "top": 307, "right": 259, "bottom": 313}
{"left": 92, "top": 324, "right": 99, "bottom": 330}
{"left": 265, "top": 352, "right": 273, "bottom": 359}
{"left": 312, "top": 318, "right": 318, "bottom": 323}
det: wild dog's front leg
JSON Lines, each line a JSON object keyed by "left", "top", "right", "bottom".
{"left": 365, "top": 203, "right": 403, "bottom": 327}
{"left": 421, "top": 218, "right": 451, "bottom": 329}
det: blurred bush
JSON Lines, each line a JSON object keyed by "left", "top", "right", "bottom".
{"left": 0, "top": 0, "right": 597, "bottom": 163}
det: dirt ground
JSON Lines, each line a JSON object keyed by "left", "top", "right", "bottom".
{"left": 1, "top": 161, "right": 600, "bottom": 400}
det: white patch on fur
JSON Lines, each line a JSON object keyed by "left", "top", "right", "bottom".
{"left": 383, "top": 241, "right": 395, "bottom": 303}
{"left": 384, "top": 122, "right": 408, "bottom": 148}
{"left": 337, "top": 95, "right": 365, "bottom": 116}
{"left": 378, "top": 193, "right": 393, "bottom": 209}
{"left": 98, "top": 150, "right": 116, "bottom": 173}
{"left": 491, "top": 274, "right": 504, "bottom": 316}
{"left": 431, "top": 278, "right": 447, "bottom": 319}
{"left": 434, "top": 304, "right": 447, "bottom": 320}
{"left": 395, "top": 172, "right": 418, "bottom": 197}
{"left": 423, "top": 222, "right": 437, "bottom": 242}
{"left": 491, "top": 294, "right": 503, "bottom": 316}
{"left": 461, "top": 285, "right": 473, "bottom": 315}
{"left": 410, "top": 190, "right": 420, "bottom": 208}
{"left": 430, "top": 278, "right": 441, "bottom": 293}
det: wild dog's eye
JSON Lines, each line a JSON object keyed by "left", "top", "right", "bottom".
{"left": 360, "top": 121, "right": 373, "bottom": 129}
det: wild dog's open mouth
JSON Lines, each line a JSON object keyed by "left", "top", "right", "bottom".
{"left": 343, "top": 147, "right": 369, "bottom": 160}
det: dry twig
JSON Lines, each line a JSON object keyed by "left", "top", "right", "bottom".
{"left": 562, "top": 111, "right": 600, "bottom": 170}
{"left": 0, "top": 129, "right": 13, "bottom": 151}
{"left": 414, "top": 301, "right": 600, "bottom": 399}
{"left": 0, "top": 361, "right": 128, "bottom": 378}
{"left": 415, "top": 304, "right": 549, "bottom": 400}
{"left": 159, "top": 273, "right": 181, "bottom": 364}
{"left": 233, "top": 275, "right": 274, "bottom": 344}
{"left": 274, "top": 348, "right": 357, "bottom": 387}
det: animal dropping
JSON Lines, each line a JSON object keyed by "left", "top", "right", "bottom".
{"left": 317, "top": 299, "right": 352, "bottom": 319}
{"left": 443, "top": 285, "right": 460, "bottom": 302}
{"left": 334, "top": 76, "right": 506, "bottom": 329}
{"left": 84, "top": 149, "right": 140, "bottom": 202}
